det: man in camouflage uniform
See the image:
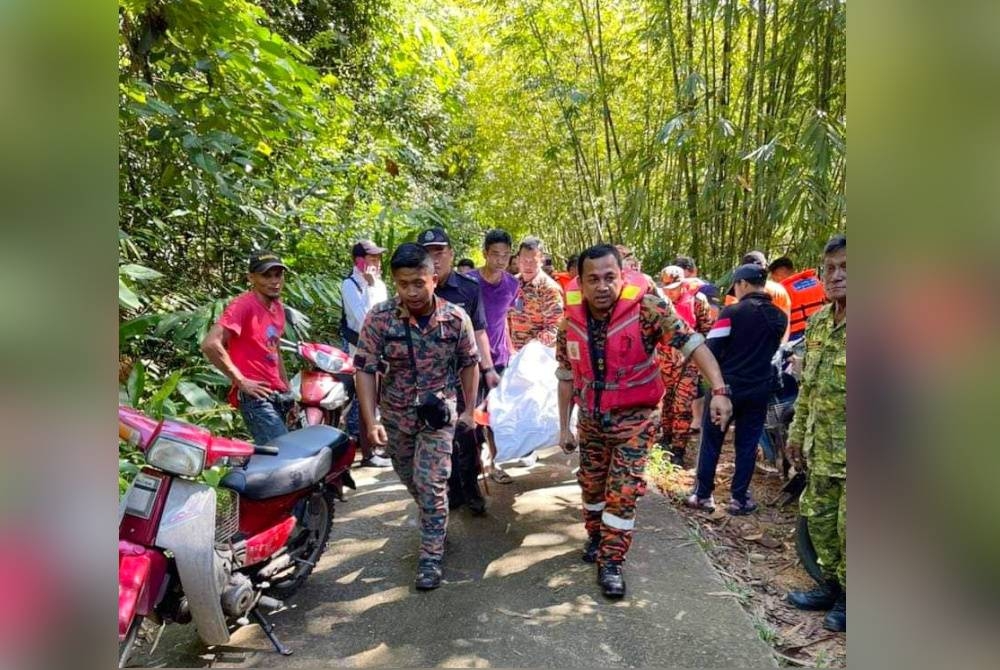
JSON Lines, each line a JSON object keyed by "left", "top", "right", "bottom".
{"left": 354, "top": 243, "right": 480, "bottom": 591}
{"left": 656, "top": 265, "right": 715, "bottom": 466}
{"left": 786, "top": 234, "right": 847, "bottom": 632}
{"left": 556, "top": 245, "right": 732, "bottom": 599}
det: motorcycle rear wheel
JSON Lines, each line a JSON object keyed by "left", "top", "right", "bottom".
{"left": 265, "top": 489, "right": 336, "bottom": 600}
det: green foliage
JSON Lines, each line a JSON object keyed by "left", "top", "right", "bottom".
{"left": 646, "top": 442, "right": 679, "bottom": 481}
{"left": 457, "top": 0, "right": 846, "bottom": 278}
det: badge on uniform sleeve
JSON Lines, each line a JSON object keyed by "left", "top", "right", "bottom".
{"left": 567, "top": 341, "right": 581, "bottom": 360}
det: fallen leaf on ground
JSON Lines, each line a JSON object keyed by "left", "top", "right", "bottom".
{"left": 755, "top": 534, "right": 783, "bottom": 549}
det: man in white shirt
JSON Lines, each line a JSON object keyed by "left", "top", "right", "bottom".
{"left": 342, "top": 239, "right": 392, "bottom": 467}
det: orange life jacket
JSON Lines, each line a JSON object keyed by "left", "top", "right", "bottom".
{"left": 564, "top": 279, "right": 665, "bottom": 413}
{"left": 781, "top": 269, "right": 827, "bottom": 335}
{"left": 552, "top": 271, "right": 575, "bottom": 297}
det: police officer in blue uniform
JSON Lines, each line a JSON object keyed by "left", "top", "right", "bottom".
{"left": 418, "top": 227, "right": 499, "bottom": 515}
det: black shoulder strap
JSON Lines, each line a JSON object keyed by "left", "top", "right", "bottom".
{"left": 403, "top": 317, "right": 420, "bottom": 390}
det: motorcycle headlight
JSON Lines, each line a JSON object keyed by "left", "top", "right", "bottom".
{"left": 314, "top": 350, "right": 344, "bottom": 373}
{"left": 147, "top": 435, "right": 206, "bottom": 477}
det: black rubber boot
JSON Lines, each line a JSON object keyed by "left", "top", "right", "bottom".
{"left": 581, "top": 534, "right": 600, "bottom": 563}
{"left": 415, "top": 558, "right": 443, "bottom": 591}
{"left": 597, "top": 562, "right": 626, "bottom": 598}
{"left": 787, "top": 579, "right": 842, "bottom": 611}
{"left": 823, "top": 593, "right": 846, "bottom": 632}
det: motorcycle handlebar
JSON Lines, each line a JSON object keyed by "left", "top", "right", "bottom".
{"left": 254, "top": 444, "right": 280, "bottom": 456}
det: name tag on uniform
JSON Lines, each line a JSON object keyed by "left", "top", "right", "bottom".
{"left": 567, "top": 341, "right": 581, "bottom": 361}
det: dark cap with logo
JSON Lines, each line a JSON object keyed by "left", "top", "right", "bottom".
{"left": 351, "top": 239, "right": 387, "bottom": 257}
{"left": 418, "top": 227, "right": 451, "bottom": 247}
{"left": 731, "top": 263, "right": 767, "bottom": 284}
{"left": 248, "top": 251, "right": 288, "bottom": 274}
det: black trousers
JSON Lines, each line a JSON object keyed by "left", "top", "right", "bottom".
{"left": 447, "top": 377, "right": 488, "bottom": 506}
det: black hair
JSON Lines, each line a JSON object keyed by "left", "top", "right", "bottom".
{"left": 457, "top": 258, "right": 475, "bottom": 269}
{"left": 542, "top": 254, "right": 553, "bottom": 266}
{"left": 518, "top": 236, "right": 545, "bottom": 254}
{"left": 768, "top": 256, "right": 795, "bottom": 273}
{"left": 673, "top": 255, "right": 696, "bottom": 272}
{"left": 824, "top": 234, "right": 847, "bottom": 256}
{"left": 484, "top": 229, "right": 513, "bottom": 249}
{"left": 742, "top": 250, "right": 768, "bottom": 268}
{"left": 566, "top": 254, "right": 579, "bottom": 271}
{"left": 577, "top": 244, "right": 621, "bottom": 277}
{"left": 390, "top": 243, "right": 434, "bottom": 274}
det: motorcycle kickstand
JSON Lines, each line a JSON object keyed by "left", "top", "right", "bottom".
{"left": 251, "top": 608, "right": 293, "bottom": 656}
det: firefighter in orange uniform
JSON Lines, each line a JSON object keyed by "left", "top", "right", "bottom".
{"left": 556, "top": 245, "right": 732, "bottom": 599}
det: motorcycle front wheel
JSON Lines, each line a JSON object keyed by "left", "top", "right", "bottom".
{"left": 118, "top": 616, "right": 143, "bottom": 668}
{"left": 265, "top": 489, "right": 335, "bottom": 600}
{"left": 795, "top": 515, "right": 825, "bottom": 584}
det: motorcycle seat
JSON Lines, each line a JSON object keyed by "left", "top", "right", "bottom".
{"left": 221, "top": 425, "right": 350, "bottom": 500}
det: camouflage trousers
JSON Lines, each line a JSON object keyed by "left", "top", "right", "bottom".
{"left": 657, "top": 347, "right": 699, "bottom": 448}
{"left": 801, "top": 474, "right": 847, "bottom": 587}
{"left": 383, "top": 417, "right": 455, "bottom": 563}
{"left": 577, "top": 407, "right": 659, "bottom": 565}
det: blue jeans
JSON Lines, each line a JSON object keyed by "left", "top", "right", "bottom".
{"left": 239, "top": 393, "right": 290, "bottom": 445}
{"left": 346, "top": 396, "right": 361, "bottom": 437}
{"left": 694, "top": 394, "right": 768, "bottom": 504}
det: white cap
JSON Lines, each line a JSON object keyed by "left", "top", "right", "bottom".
{"left": 660, "top": 265, "right": 684, "bottom": 289}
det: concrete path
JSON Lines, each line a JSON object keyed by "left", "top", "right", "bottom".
{"left": 137, "top": 447, "right": 776, "bottom": 668}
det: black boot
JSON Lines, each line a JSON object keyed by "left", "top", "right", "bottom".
{"left": 581, "top": 534, "right": 600, "bottom": 563}
{"left": 466, "top": 486, "right": 487, "bottom": 515}
{"left": 415, "top": 558, "right": 443, "bottom": 591}
{"left": 823, "top": 593, "right": 846, "bottom": 632}
{"left": 597, "top": 561, "right": 626, "bottom": 598}
{"left": 669, "top": 445, "right": 686, "bottom": 467}
{"left": 787, "top": 579, "right": 841, "bottom": 611}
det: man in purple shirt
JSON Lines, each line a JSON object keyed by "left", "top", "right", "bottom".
{"left": 469, "top": 229, "right": 520, "bottom": 372}
{"left": 469, "top": 229, "right": 521, "bottom": 483}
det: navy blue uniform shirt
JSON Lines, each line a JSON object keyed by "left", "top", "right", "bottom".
{"left": 434, "top": 270, "right": 487, "bottom": 333}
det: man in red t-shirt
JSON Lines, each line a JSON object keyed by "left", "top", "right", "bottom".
{"left": 201, "top": 251, "right": 291, "bottom": 444}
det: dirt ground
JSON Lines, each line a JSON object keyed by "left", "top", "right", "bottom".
{"left": 648, "top": 433, "right": 847, "bottom": 668}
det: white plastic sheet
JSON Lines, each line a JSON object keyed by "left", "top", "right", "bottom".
{"left": 487, "top": 340, "right": 576, "bottom": 462}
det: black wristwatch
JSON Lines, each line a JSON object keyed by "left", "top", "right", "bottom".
{"left": 481, "top": 366, "right": 495, "bottom": 374}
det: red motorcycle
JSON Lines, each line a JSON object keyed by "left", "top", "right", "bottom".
{"left": 117, "top": 405, "right": 356, "bottom": 666}
{"left": 281, "top": 339, "right": 356, "bottom": 429}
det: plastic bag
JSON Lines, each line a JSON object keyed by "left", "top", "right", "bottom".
{"left": 487, "top": 340, "right": 576, "bottom": 462}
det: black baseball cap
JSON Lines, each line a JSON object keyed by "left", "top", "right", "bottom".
{"left": 418, "top": 227, "right": 451, "bottom": 247}
{"left": 352, "top": 239, "right": 387, "bottom": 257}
{"left": 731, "top": 263, "right": 767, "bottom": 284}
{"left": 248, "top": 251, "right": 288, "bottom": 274}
